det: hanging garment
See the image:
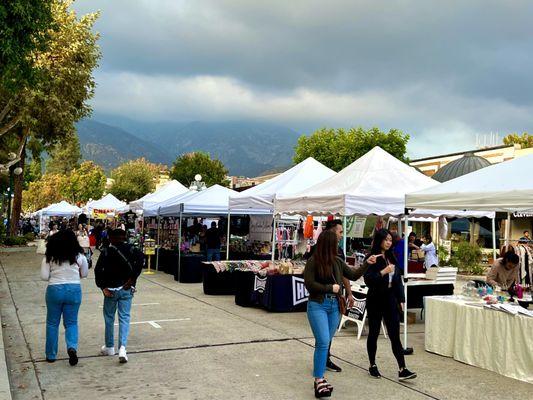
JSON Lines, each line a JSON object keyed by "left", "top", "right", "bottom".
{"left": 304, "top": 216, "right": 314, "bottom": 239}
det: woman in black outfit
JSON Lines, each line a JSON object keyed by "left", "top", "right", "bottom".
{"left": 364, "top": 228, "right": 417, "bottom": 381}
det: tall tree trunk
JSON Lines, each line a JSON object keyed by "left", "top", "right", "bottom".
{"left": 9, "top": 130, "right": 28, "bottom": 236}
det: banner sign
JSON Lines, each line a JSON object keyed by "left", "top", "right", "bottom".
{"left": 92, "top": 209, "right": 114, "bottom": 219}
{"left": 346, "top": 217, "right": 367, "bottom": 238}
{"left": 513, "top": 212, "right": 533, "bottom": 218}
{"left": 292, "top": 276, "right": 309, "bottom": 306}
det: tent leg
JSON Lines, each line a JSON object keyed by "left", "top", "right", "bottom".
{"left": 156, "top": 214, "right": 161, "bottom": 271}
{"left": 271, "top": 215, "right": 277, "bottom": 263}
{"left": 178, "top": 212, "right": 182, "bottom": 283}
{"left": 403, "top": 213, "right": 409, "bottom": 350}
{"left": 226, "top": 212, "right": 231, "bottom": 261}
{"left": 505, "top": 212, "right": 511, "bottom": 246}
{"left": 342, "top": 216, "right": 347, "bottom": 260}
{"left": 492, "top": 217, "right": 497, "bottom": 261}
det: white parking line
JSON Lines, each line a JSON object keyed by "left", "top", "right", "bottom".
{"left": 100, "top": 302, "right": 160, "bottom": 308}
{"left": 114, "top": 318, "right": 191, "bottom": 329}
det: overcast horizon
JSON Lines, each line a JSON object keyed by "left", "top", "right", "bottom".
{"left": 74, "top": 0, "right": 533, "bottom": 158}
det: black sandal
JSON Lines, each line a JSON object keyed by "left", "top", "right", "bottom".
{"left": 314, "top": 379, "right": 332, "bottom": 398}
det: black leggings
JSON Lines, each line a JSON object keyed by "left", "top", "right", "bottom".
{"left": 366, "top": 303, "right": 405, "bottom": 369}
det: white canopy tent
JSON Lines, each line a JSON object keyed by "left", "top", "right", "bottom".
{"left": 40, "top": 201, "right": 82, "bottom": 217}
{"left": 149, "top": 185, "right": 243, "bottom": 278}
{"left": 229, "top": 157, "right": 336, "bottom": 214}
{"left": 129, "top": 180, "right": 188, "bottom": 212}
{"left": 406, "top": 153, "right": 533, "bottom": 212}
{"left": 87, "top": 193, "right": 129, "bottom": 215}
{"left": 143, "top": 190, "right": 197, "bottom": 217}
{"left": 274, "top": 147, "right": 437, "bottom": 217}
{"left": 274, "top": 146, "right": 500, "bottom": 350}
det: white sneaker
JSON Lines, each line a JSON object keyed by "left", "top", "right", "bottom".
{"left": 118, "top": 346, "right": 128, "bottom": 363}
{"left": 100, "top": 345, "right": 115, "bottom": 356}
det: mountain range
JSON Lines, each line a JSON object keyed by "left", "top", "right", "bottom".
{"left": 76, "top": 117, "right": 301, "bottom": 176}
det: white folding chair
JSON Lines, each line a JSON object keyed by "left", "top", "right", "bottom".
{"left": 338, "top": 297, "right": 388, "bottom": 340}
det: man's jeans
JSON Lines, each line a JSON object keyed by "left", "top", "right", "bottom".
{"left": 103, "top": 288, "right": 133, "bottom": 348}
{"left": 45, "top": 284, "right": 82, "bottom": 360}
{"left": 206, "top": 248, "right": 221, "bottom": 261}
{"left": 307, "top": 297, "right": 340, "bottom": 378}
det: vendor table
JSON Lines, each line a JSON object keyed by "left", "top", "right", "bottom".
{"left": 175, "top": 253, "right": 205, "bottom": 283}
{"left": 234, "top": 270, "right": 265, "bottom": 307}
{"left": 406, "top": 280, "right": 454, "bottom": 309}
{"left": 408, "top": 260, "right": 425, "bottom": 274}
{"left": 425, "top": 296, "right": 533, "bottom": 384}
{"left": 262, "top": 274, "right": 308, "bottom": 312}
{"left": 202, "top": 264, "right": 235, "bottom": 295}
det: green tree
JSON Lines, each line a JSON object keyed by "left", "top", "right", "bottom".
{"left": 293, "top": 127, "right": 410, "bottom": 171}
{"left": 22, "top": 173, "right": 68, "bottom": 212}
{"left": 46, "top": 132, "right": 81, "bottom": 174}
{"left": 503, "top": 133, "right": 533, "bottom": 149}
{"left": 0, "top": 0, "right": 54, "bottom": 92}
{"left": 170, "top": 152, "right": 228, "bottom": 187}
{"left": 110, "top": 158, "right": 160, "bottom": 202}
{"left": 0, "top": 0, "right": 100, "bottom": 233}
{"left": 64, "top": 160, "right": 105, "bottom": 203}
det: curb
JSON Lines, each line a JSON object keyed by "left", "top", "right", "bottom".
{"left": 0, "top": 312, "right": 12, "bottom": 400}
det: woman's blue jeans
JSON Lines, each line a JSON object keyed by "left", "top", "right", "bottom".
{"left": 103, "top": 288, "right": 133, "bottom": 348}
{"left": 307, "top": 297, "right": 340, "bottom": 378}
{"left": 45, "top": 284, "right": 82, "bottom": 360}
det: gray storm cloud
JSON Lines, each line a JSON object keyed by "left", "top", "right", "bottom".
{"left": 74, "top": 0, "right": 533, "bottom": 157}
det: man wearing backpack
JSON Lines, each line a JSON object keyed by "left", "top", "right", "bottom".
{"left": 95, "top": 229, "right": 144, "bottom": 363}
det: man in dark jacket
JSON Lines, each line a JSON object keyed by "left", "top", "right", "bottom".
{"left": 95, "top": 229, "right": 144, "bottom": 363}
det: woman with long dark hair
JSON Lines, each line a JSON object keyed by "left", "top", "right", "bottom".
{"left": 364, "top": 228, "right": 416, "bottom": 381}
{"left": 304, "top": 230, "right": 367, "bottom": 397}
{"left": 41, "top": 229, "right": 88, "bottom": 365}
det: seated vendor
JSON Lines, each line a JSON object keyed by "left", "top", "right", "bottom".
{"left": 486, "top": 252, "right": 520, "bottom": 290}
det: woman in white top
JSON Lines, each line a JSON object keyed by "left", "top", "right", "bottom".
{"left": 41, "top": 229, "right": 88, "bottom": 365}
{"left": 420, "top": 235, "right": 438, "bottom": 269}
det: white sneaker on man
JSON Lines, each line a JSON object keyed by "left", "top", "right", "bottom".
{"left": 118, "top": 346, "right": 128, "bottom": 363}
{"left": 100, "top": 346, "right": 115, "bottom": 356}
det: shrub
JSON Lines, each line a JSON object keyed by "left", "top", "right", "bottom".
{"left": 437, "top": 245, "right": 449, "bottom": 265}
{"left": 3, "top": 236, "right": 28, "bottom": 246}
{"left": 24, "top": 232, "right": 36, "bottom": 241}
{"left": 449, "top": 240, "right": 484, "bottom": 275}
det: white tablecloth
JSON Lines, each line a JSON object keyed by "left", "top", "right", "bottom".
{"left": 425, "top": 296, "right": 533, "bottom": 384}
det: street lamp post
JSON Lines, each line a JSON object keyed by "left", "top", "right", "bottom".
{"left": 6, "top": 164, "right": 23, "bottom": 237}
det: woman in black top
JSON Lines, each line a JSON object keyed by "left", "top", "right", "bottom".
{"left": 364, "top": 229, "right": 417, "bottom": 381}
{"left": 304, "top": 230, "right": 366, "bottom": 398}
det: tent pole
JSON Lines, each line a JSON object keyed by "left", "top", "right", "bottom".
{"left": 505, "top": 212, "right": 511, "bottom": 246}
{"left": 271, "top": 215, "right": 277, "bottom": 262}
{"left": 491, "top": 217, "right": 497, "bottom": 261}
{"left": 178, "top": 211, "right": 182, "bottom": 282}
{"left": 403, "top": 212, "right": 409, "bottom": 350}
{"left": 226, "top": 212, "right": 231, "bottom": 261}
{"left": 342, "top": 216, "right": 347, "bottom": 260}
{"left": 156, "top": 212, "right": 161, "bottom": 271}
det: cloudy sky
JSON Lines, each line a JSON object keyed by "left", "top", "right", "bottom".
{"left": 74, "top": 0, "right": 533, "bottom": 158}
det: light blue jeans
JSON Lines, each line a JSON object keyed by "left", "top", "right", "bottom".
{"left": 45, "top": 284, "right": 82, "bottom": 360}
{"left": 307, "top": 297, "right": 340, "bottom": 378}
{"left": 103, "top": 288, "right": 133, "bottom": 348}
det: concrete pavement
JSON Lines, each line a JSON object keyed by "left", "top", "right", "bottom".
{"left": 0, "top": 247, "right": 530, "bottom": 400}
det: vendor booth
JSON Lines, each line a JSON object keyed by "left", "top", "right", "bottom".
{"left": 223, "top": 158, "right": 336, "bottom": 311}
{"left": 87, "top": 193, "right": 129, "bottom": 218}
{"left": 130, "top": 180, "right": 188, "bottom": 212}
{"left": 406, "top": 153, "right": 533, "bottom": 383}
